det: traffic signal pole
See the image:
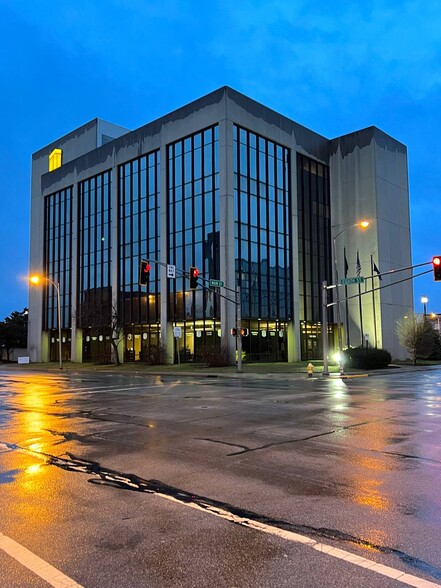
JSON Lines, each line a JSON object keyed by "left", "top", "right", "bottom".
{"left": 321, "top": 259, "right": 434, "bottom": 376}
{"left": 144, "top": 258, "right": 243, "bottom": 371}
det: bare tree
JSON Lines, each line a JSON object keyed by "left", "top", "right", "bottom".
{"left": 396, "top": 311, "right": 435, "bottom": 364}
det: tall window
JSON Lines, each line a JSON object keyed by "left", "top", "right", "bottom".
{"left": 43, "top": 187, "right": 72, "bottom": 329}
{"left": 168, "top": 126, "right": 220, "bottom": 321}
{"left": 233, "top": 125, "right": 292, "bottom": 320}
{"left": 119, "top": 151, "right": 160, "bottom": 324}
{"left": 78, "top": 171, "right": 112, "bottom": 326}
{"left": 297, "top": 154, "right": 332, "bottom": 360}
{"left": 297, "top": 154, "right": 332, "bottom": 323}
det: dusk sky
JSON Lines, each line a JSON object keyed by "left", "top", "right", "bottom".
{"left": 1, "top": 0, "right": 440, "bottom": 319}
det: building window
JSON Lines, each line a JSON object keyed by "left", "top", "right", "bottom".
{"left": 167, "top": 125, "right": 220, "bottom": 322}
{"left": 233, "top": 125, "right": 292, "bottom": 322}
{"left": 77, "top": 171, "right": 112, "bottom": 332}
{"left": 43, "top": 187, "right": 72, "bottom": 330}
{"left": 297, "top": 153, "right": 332, "bottom": 359}
{"left": 48, "top": 148, "right": 62, "bottom": 172}
{"left": 118, "top": 151, "right": 161, "bottom": 325}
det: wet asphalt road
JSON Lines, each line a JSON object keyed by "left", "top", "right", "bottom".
{"left": 1, "top": 368, "right": 441, "bottom": 587}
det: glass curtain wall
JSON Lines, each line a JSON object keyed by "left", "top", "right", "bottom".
{"left": 78, "top": 171, "right": 112, "bottom": 362}
{"left": 43, "top": 187, "right": 72, "bottom": 361}
{"left": 233, "top": 125, "right": 291, "bottom": 362}
{"left": 118, "top": 151, "right": 160, "bottom": 361}
{"left": 167, "top": 126, "right": 220, "bottom": 361}
{"left": 297, "top": 153, "right": 332, "bottom": 360}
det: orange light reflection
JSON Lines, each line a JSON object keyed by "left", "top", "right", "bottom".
{"left": 5, "top": 374, "right": 68, "bottom": 535}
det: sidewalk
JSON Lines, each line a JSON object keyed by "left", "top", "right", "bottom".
{"left": 2, "top": 360, "right": 440, "bottom": 381}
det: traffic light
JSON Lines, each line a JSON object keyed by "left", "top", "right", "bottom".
{"left": 189, "top": 266, "right": 199, "bottom": 289}
{"left": 230, "top": 328, "right": 237, "bottom": 336}
{"left": 139, "top": 260, "right": 151, "bottom": 285}
{"left": 433, "top": 256, "right": 441, "bottom": 281}
{"left": 240, "top": 328, "right": 249, "bottom": 337}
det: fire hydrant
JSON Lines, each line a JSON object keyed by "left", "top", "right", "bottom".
{"left": 307, "top": 363, "right": 314, "bottom": 378}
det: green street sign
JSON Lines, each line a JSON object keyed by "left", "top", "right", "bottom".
{"left": 340, "top": 277, "right": 365, "bottom": 285}
{"left": 209, "top": 279, "right": 224, "bottom": 287}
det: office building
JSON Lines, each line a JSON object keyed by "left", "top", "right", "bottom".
{"left": 28, "top": 87, "right": 413, "bottom": 364}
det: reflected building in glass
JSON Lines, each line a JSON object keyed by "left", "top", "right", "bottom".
{"left": 28, "top": 87, "right": 412, "bottom": 364}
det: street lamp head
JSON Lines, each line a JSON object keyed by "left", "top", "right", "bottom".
{"left": 29, "top": 275, "right": 40, "bottom": 285}
{"left": 421, "top": 296, "right": 429, "bottom": 304}
{"left": 358, "top": 220, "right": 370, "bottom": 230}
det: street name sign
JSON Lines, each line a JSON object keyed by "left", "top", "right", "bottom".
{"left": 209, "top": 279, "right": 224, "bottom": 287}
{"left": 340, "top": 277, "right": 365, "bottom": 285}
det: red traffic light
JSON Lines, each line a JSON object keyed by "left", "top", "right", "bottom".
{"left": 433, "top": 257, "right": 441, "bottom": 282}
{"left": 139, "top": 260, "right": 151, "bottom": 285}
{"left": 189, "top": 266, "right": 199, "bottom": 289}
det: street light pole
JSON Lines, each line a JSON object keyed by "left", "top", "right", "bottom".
{"left": 421, "top": 295, "right": 428, "bottom": 320}
{"left": 332, "top": 220, "right": 370, "bottom": 373}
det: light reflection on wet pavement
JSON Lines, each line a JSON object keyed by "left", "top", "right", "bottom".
{"left": 1, "top": 368, "right": 441, "bottom": 586}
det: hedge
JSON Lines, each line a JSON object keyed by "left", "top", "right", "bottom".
{"left": 342, "top": 346, "right": 391, "bottom": 369}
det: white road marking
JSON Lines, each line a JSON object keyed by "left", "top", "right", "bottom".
{"left": 0, "top": 532, "right": 84, "bottom": 587}
{"left": 155, "top": 493, "right": 441, "bottom": 588}
{"left": 62, "top": 384, "right": 159, "bottom": 394}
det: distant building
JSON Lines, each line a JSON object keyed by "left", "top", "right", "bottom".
{"left": 28, "top": 87, "right": 413, "bottom": 364}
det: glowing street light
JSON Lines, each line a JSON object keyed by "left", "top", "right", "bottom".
{"left": 330, "top": 220, "right": 370, "bottom": 375}
{"left": 29, "top": 275, "right": 63, "bottom": 369}
{"left": 421, "top": 295, "right": 428, "bottom": 319}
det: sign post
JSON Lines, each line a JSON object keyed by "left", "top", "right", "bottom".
{"left": 173, "top": 326, "right": 182, "bottom": 364}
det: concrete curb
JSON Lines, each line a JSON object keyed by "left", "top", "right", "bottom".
{"left": 1, "top": 363, "right": 440, "bottom": 381}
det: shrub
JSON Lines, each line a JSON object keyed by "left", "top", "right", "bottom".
{"left": 342, "top": 346, "right": 391, "bottom": 369}
{"left": 200, "top": 345, "right": 232, "bottom": 367}
{"left": 139, "top": 344, "right": 168, "bottom": 365}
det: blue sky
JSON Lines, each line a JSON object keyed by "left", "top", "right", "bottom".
{"left": 0, "top": 0, "right": 440, "bottom": 319}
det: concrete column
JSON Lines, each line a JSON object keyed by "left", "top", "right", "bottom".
{"left": 70, "top": 170, "right": 79, "bottom": 361}
{"left": 159, "top": 140, "right": 173, "bottom": 363}
{"left": 219, "top": 115, "right": 236, "bottom": 364}
{"left": 110, "top": 155, "right": 123, "bottom": 363}
{"left": 289, "top": 141, "right": 301, "bottom": 362}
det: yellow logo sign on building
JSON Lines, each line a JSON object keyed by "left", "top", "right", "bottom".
{"left": 49, "top": 148, "right": 62, "bottom": 171}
